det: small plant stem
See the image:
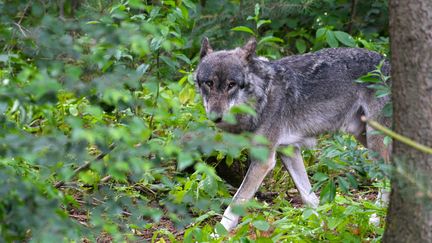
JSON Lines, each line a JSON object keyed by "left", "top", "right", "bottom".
{"left": 148, "top": 50, "right": 161, "bottom": 133}
{"left": 361, "top": 116, "right": 432, "bottom": 154}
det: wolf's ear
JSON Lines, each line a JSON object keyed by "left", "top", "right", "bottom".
{"left": 240, "top": 38, "right": 257, "bottom": 61}
{"left": 200, "top": 37, "right": 213, "bottom": 59}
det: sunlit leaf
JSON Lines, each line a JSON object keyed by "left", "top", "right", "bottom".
{"left": 252, "top": 220, "right": 270, "bottom": 231}
{"left": 326, "top": 31, "right": 339, "bottom": 48}
{"left": 295, "top": 38, "right": 307, "bottom": 53}
{"left": 334, "top": 31, "right": 356, "bottom": 47}
{"left": 231, "top": 26, "right": 256, "bottom": 36}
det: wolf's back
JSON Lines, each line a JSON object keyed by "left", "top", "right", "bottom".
{"left": 276, "top": 48, "right": 389, "bottom": 82}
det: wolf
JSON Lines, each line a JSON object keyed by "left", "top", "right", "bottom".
{"left": 194, "top": 37, "right": 391, "bottom": 231}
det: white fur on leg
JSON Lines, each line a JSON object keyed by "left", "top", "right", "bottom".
{"left": 302, "top": 191, "right": 319, "bottom": 208}
{"left": 281, "top": 149, "right": 320, "bottom": 208}
{"left": 220, "top": 206, "right": 239, "bottom": 231}
{"left": 369, "top": 188, "right": 390, "bottom": 226}
{"left": 219, "top": 149, "right": 276, "bottom": 231}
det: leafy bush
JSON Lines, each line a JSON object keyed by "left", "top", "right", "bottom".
{"left": 0, "top": 0, "right": 390, "bottom": 241}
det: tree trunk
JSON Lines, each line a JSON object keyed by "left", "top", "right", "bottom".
{"left": 384, "top": 0, "right": 432, "bottom": 242}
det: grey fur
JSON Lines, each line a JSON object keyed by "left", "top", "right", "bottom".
{"left": 195, "top": 38, "right": 391, "bottom": 231}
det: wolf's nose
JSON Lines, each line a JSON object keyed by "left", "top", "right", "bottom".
{"left": 213, "top": 117, "right": 223, "bottom": 123}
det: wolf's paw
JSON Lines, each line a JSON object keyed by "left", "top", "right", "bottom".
{"left": 220, "top": 205, "right": 240, "bottom": 232}
{"left": 210, "top": 232, "right": 220, "bottom": 239}
{"left": 303, "top": 193, "right": 319, "bottom": 208}
{"left": 369, "top": 213, "right": 381, "bottom": 226}
{"left": 220, "top": 216, "right": 238, "bottom": 232}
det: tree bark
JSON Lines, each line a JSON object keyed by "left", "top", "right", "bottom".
{"left": 384, "top": 0, "right": 432, "bottom": 242}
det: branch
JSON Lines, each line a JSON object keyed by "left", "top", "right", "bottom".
{"left": 54, "top": 143, "right": 116, "bottom": 188}
{"left": 361, "top": 116, "right": 432, "bottom": 154}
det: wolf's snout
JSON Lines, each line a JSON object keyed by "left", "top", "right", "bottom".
{"left": 208, "top": 107, "right": 225, "bottom": 123}
{"left": 213, "top": 117, "right": 223, "bottom": 123}
{"left": 209, "top": 112, "right": 223, "bottom": 123}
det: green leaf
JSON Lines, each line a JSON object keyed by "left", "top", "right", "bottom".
{"left": 295, "top": 39, "right": 307, "bottom": 53}
{"left": 320, "top": 180, "right": 336, "bottom": 203}
{"left": 280, "top": 145, "right": 294, "bottom": 157}
{"left": 68, "top": 106, "right": 79, "bottom": 116}
{"left": 383, "top": 102, "right": 393, "bottom": 117}
{"left": 334, "top": 31, "right": 356, "bottom": 47}
{"left": 179, "top": 85, "right": 195, "bottom": 104}
{"left": 174, "top": 53, "right": 191, "bottom": 65}
{"left": 253, "top": 135, "right": 269, "bottom": 145}
{"left": 178, "top": 152, "right": 194, "bottom": 171}
{"left": 215, "top": 222, "right": 228, "bottom": 236}
{"left": 327, "top": 217, "right": 344, "bottom": 230}
{"left": 254, "top": 3, "right": 260, "bottom": 17}
{"left": 346, "top": 173, "right": 359, "bottom": 189}
{"left": 27, "top": 75, "right": 62, "bottom": 100}
{"left": 255, "top": 238, "right": 274, "bottom": 243}
{"left": 302, "top": 208, "right": 316, "bottom": 220}
{"left": 225, "top": 154, "right": 234, "bottom": 167}
{"left": 86, "top": 20, "right": 100, "bottom": 24}
{"left": 258, "top": 36, "right": 284, "bottom": 45}
{"left": 160, "top": 55, "right": 178, "bottom": 70}
{"left": 222, "top": 113, "right": 237, "bottom": 124}
{"left": 250, "top": 146, "right": 269, "bottom": 162}
{"left": 252, "top": 220, "right": 270, "bottom": 231}
{"left": 356, "top": 73, "right": 382, "bottom": 83}
{"left": 312, "top": 172, "right": 329, "bottom": 182}
{"left": 337, "top": 176, "right": 350, "bottom": 193}
{"left": 231, "top": 26, "right": 256, "bottom": 36}
{"left": 79, "top": 170, "right": 99, "bottom": 185}
{"left": 326, "top": 31, "right": 338, "bottom": 48}
{"left": 257, "top": 19, "right": 271, "bottom": 29}
{"left": 316, "top": 28, "right": 327, "bottom": 39}
{"left": 230, "top": 103, "right": 257, "bottom": 116}
{"left": 384, "top": 136, "right": 392, "bottom": 146}
{"left": 231, "top": 204, "right": 247, "bottom": 216}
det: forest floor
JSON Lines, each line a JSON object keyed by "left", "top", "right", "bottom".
{"left": 65, "top": 172, "right": 380, "bottom": 242}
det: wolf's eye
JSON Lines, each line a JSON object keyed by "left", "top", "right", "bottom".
{"left": 228, "top": 82, "right": 237, "bottom": 90}
{"left": 204, "top": 80, "right": 213, "bottom": 88}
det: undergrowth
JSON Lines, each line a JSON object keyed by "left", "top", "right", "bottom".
{"left": 0, "top": 0, "right": 390, "bottom": 242}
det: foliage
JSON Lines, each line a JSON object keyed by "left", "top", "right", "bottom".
{"left": 196, "top": 0, "right": 388, "bottom": 56}
{"left": 0, "top": 0, "right": 390, "bottom": 242}
{"left": 356, "top": 60, "right": 392, "bottom": 118}
{"left": 183, "top": 195, "right": 385, "bottom": 242}
{"left": 310, "top": 134, "right": 390, "bottom": 204}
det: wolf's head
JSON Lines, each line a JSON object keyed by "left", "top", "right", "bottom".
{"left": 194, "top": 38, "right": 264, "bottom": 133}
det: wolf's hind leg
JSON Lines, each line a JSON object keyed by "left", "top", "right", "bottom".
{"left": 220, "top": 149, "right": 276, "bottom": 231}
{"left": 280, "top": 148, "right": 319, "bottom": 207}
{"left": 363, "top": 108, "right": 392, "bottom": 225}
{"left": 365, "top": 114, "right": 392, "bottom": 203}
{"left": 361, "top": 97, "right": 392, "bottom": 163}
{"left": 366, "top": 116, "right": 392, "bottom": 163}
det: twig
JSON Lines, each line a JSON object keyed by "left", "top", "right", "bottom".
{"left": 54, "top": 143, "right": 116, "bottom": 188}
{"left": 3, "top": 1, "right": 31, "bottom": 52}
{"left": 361, "top": 116, "right": 432, "bottom": 154}
{"left": 17, "top": 1, "right": 32, "bottom": 25}
{"left": 100, "top": 175, "right": 112, "bottom": 183}
{"left": 13, "top": 22, "right": 28, "bottom": 38}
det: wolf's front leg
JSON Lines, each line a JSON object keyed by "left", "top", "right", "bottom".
{"left": 280, "top": 148, "right": 319, "bottom": 207}
{"left": 221, "top": 150, "right": 276, "bottom": 231}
